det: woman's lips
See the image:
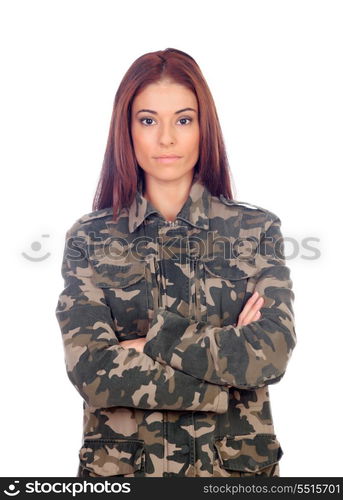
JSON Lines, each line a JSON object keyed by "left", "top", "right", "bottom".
{"left": 154, "top": 156, "right": 181, "bottom": 164}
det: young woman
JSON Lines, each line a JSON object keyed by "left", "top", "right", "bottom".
{"left": 55, "top": 48, "right": 296, "bottom": 477}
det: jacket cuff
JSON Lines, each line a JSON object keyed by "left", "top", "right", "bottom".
{"left": 143, "top": 308, "right": 191, "bottom": 362}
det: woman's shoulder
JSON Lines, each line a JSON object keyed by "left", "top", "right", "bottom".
{"left": 215, "top": 194, "right": 280, "bottom": 221}
{"left": 76, "top": 206, "right": 114, "bottom": 224}
{"left": 65, "top": 207, "right": 114, "bottom": 237}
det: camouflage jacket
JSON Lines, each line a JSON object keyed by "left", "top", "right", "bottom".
{"left": 55, "top": 179, "right": 296, "bottom": 477}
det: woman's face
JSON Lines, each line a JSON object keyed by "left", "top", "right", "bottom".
{"left": 130, "top": 79, "right": 200, "bottom": 185}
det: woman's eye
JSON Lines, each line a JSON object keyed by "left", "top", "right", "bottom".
{"left": 139, "top": 117, "right": 193, "bottom": 126}
{"left": 178, "top": 117, "right": 192, "bottom": 125}
{"left": 140, "top": 117, "right": 156, "bottom": 126}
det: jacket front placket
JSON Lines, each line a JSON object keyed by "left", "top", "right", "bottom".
{"left": 155, "top": 217, "right": 198, "bottom": 476}
{"left": 129, "top": 180, "right": 217, "bottom": 476}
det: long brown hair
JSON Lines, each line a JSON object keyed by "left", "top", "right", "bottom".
{"left": 92, "top": 48, "right": 235, "bottom": 220}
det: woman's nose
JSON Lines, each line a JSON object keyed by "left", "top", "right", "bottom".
{"left": 158, "top": 125, "right": 176, "bottom": 145}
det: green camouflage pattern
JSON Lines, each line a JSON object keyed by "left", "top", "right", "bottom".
{"left": 55, "top": 179, "right": 296, "bottom": 477}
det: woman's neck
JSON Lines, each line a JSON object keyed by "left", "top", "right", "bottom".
{"left": 143, "top": 173, "right": 194, "bottom": 222}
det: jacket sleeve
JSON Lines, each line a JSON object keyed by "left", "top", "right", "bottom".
{"left": 143, "top": 214, "right": 297, "bottom": 390}
{"left": 55, "top": 224, "right": 228, "bottom": 413}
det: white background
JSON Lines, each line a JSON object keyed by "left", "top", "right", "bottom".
{"left": 1, "top": 0, "right": 342, "bottom": 477}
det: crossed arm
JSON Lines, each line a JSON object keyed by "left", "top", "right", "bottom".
{"left": 56, "top": 214, "right": 296, "bottom": 413}
{"left": 120, "top": 290, "right": 265, "bottom": 351}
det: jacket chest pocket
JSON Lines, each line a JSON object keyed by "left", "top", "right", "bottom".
{"left": 92, "top": 261, "right": 150, "bottom": 338}
{"left": 202, "top": 257, "right": 257, "bottom": 327}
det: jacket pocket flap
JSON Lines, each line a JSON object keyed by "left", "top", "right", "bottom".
{"left": 79, "top": 439, "right": 145, "bottom": 476}
{"left": 92, "top": 262, "right": 146, "bottom": 288}
{"left": 204, "top": 257, "right": 257, "bottom": 280}
{"left": 214, "top": 433, "right": 283, "bottom": 473}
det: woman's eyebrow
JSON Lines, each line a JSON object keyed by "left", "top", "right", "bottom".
{"left": 136, "top": 107, "right": 197, "bottom": 115}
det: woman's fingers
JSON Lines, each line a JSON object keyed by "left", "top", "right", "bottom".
{"left": 237, "top": 291, "right": 264, "bottom": 327}
{"left": 242, "top": 297, "right": 264, "bottom": 325}
{"left": 119, "top": 338, "right": 146, "bottom": 351}
{"left": 254, "top": 310, "right": 261, "bottom": 321}
{"left": 237, "top": 291, "right": 260, "bottom": 322}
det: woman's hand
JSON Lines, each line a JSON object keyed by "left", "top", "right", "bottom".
{"left": 235, "top": 291, "right": 264, "bottom": 327}
{"left": 119, "top": 338, "right": 147, "bottom": 352}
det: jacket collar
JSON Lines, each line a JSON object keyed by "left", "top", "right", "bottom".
{"left": 128, "top": 177, "right": 210, "bottom": 233}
